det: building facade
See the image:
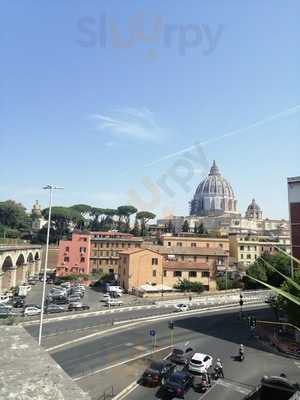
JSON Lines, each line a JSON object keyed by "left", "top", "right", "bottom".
{"left": 90, "top": 232, "right": 143, "bottom": 275}
{"left": 119, "top": 248, "right": 163, "bottom": 291}
{"left": 56, "top": 232, "right": 91, "bottom": 276}
{"left": 288, "top": 177, "right": 300, "bottom": 274}
{"left": 56, "top": 231, "right": 143, "bottom": 277}
{"left": 229, "top": 233, "right": 291, "bottom": 270}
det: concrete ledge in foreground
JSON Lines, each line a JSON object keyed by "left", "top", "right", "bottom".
{"left": 0, "top": 325, "right": 91, "bottom": 400}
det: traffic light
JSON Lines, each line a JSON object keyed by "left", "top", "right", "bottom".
{"left": 168, "top": 320, "right": 174, "bottom": 330}
{"left": 248, "top": 315, "right": 257, "bottom": 328}
{"left": 239, "top": 294, "right": 243, "bottom": 307}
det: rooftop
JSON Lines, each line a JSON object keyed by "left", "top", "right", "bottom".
{"left": 145, "top": 245, "right": 228, "bottom": 257}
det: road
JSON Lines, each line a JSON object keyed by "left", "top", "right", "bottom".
{"left": 47, "top": 305, "right": 299, "bottom": 400}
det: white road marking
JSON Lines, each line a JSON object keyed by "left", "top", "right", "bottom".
{"left": 45, "top": 302, "right": 266, "bottom": 352}
{"left": 110, "top": 350, "right": 173, "bottom": 400}
{"left": 217, "top": 380, "right": 252, "bottom": 395}
{"left": 198, "top": 382, "right": 217, "bottom": 399}
{"left": 72, "top": 345, "right": 172, "bottom": 381}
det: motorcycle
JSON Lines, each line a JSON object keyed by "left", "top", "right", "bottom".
{"left": 194, "top": 374, "right": 211, "bottom": 392}
{"left": 213, "top": 366, "right": 223, "bottom": 380}
{"left": 239, "top": 350, "right": 244, "bottom": 362}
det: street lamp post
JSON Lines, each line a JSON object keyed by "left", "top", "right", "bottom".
{"left": 38, "top": 185, "right": 63, "bottom": 346}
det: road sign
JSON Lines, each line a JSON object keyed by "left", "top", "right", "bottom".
{"left": 149, "top": 329, "right": 156, "bottom": 337}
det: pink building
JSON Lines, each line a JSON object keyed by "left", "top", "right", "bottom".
{"left": 56, "top": 232, "right": 91, "bottom": 277}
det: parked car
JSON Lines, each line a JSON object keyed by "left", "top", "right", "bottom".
{"left": 24, "top": 306, "right": 41, "bottom": 316}
{"left": 105, "top": 298, "right": 123, "bottom": 307}
{"left": 170, "top": 344, "right": 194, "bottom": 364}
{"left": 68, "top": 302, "right": 90, "bottom": 311}
{"left": 188, "top": 353, "right": 213, "bottom": 374}
{"left": 68, "top": 295, "right": 81, "bottom": 303}
{"left": 24, "top": 303, "right": 41, "bottom": 309}
{"left": 162, "top": 371, "right": 193, "bottom": 398}
{"left": 141, "top": 361, "right": 176, "bottom": 386}
{"left": 0, "top": 308, "right": 12, "bottom": 317}
{"left": 0, "top": 294, "right": 11, "bottom": 304}
{"left": 101, "top": 293, "right": 111, "bottom": 302}
{"left": 174, "top": 303, "right": 189, "bottom": 312}
{"left": 13, "top": 298, "right": 25, "bottom": 308}
{"left": 50, "top": 298, "right": 69, "bottom": 305}
{"left": 45, "top": 304, "right": 66, "bottom": 314}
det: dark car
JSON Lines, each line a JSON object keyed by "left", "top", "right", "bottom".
{"left": 13, "top": 298, "right": 25, "bottom": 308}
{"left": 170, "top": 344, "right": 194, "bottom": 364}
{"left": 162, "top": 371, "right": 193, "bottom": 398}
{"left": 141, "top": 361, "right": 176, "bottom": 386}
{"left": 68, "top": 302, "right": 90, "bottom": 311}
{"left": 46, "top": 304, "right": 65, "bottom": 314}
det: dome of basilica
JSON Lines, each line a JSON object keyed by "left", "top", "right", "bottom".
{"left": 190, "top": 161, "right": 238, "bottom": 216}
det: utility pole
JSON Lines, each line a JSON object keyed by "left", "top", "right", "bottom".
{"left": 38, "top": 185, "right": 63, "bottom": 346}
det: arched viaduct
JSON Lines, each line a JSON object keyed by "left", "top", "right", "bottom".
{"left": 0, "top": 245, "right": 42, "bottom": 292}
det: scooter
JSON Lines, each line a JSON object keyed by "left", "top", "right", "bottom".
{"left": 239, "top": 350, "right": 244, "bottom": 361}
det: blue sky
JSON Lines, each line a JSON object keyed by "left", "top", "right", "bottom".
{"left": 1, "top": 0, "right": 300, "bottom": 220}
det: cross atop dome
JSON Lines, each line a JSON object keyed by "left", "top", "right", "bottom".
{"left": 209, "top": 160, "right": 221, "bottom": 176}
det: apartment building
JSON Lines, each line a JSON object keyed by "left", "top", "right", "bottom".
{"left": 89, "top": 231, "right": 143, "bottom": 275}
{"left": 288, "top": 176, "right": 300, "bottom": 266}
{"left": 56, "top": 231, "right": 143, "bottom": 277}
{"left": 56, "top": 232, "right": 90, "bottom": 276}
{"left": 229, "top": 233, "right": 291, "bottom": 269}
{"left": 118, "top": 235, "right": 230, "bottom": 291}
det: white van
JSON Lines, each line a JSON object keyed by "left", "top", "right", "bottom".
{"left": 107, "top": 286, "right": 123, "bottom": 294}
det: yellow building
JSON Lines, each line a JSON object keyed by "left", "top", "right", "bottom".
{"left": 119, "top": 237, "right": 230, "bottom": 292}
{"left": 229, "top": 233, "right": 291, "bottom": 269}
{"left": 119, "top": 248, "right": 163, "bottom": 291}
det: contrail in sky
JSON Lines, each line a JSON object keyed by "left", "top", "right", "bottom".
{"left": 145, "top": 104, "right": 300, "bottom": 167}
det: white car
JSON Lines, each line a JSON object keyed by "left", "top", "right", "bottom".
{"left": 174, "top": 303, "right": 189, "bottom": 312}
{"left": 188, "top": 353, "right": 213, "bottom": 373}
{"left": 105, "top": 299, "right": 123, "bottom": 307}
{"left": 24, "top": 306, "right": 41, "bottom": 316}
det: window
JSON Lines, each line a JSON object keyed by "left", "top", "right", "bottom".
{"left": 241, "top": 254, "right": 244, "bottom": 259}
{"left": 193, "top": 256, "right": 197, "bottom": 262}
{"left": 177, "top": 242, "right": 182, "bottom": 247}
{"left": 254, "top": 246, "right": 257, "bottom": 251}
{"left": 248, "top": 246, "right": 251, "bottom": 251}
{"left": 202, "top": 271, "right": 210, "bottom": 277}
{"left": 174, "top": 271, "right": 182, "bottom": 277}
{"left": 181, "top": 256, "right": 184, "bottom": 261}
{"left": 152, "top": 270, "right": 157, "bottom": 277}
{"left": 168, "top": 242, "right": 171, "bottom": 247}
{"left": 65, "top": 246, "right": 69, "bottom": 252}
{"left": 240, "top": 246, "right": 244, "bottom": 251}
{"left": 189, "top": 271, "right": 197, "bottom": 277}
{"left": 255, "top": 254, "right": 257, "bottom": 259}
{"left": 122, "top": 243, "right": 125, "bottom": 248}
{"left": 219, "top": 243, "right": 223, "bottom": 248}
{"left": 206, "top": 256, "right": 209, "bottom": 262}
{"left": 106, "top": 243, "right": 109, "bottom": 248}
{"left": 191, "top": 243, "right": 196, "bottom": 247}
{"left": 247, "top": 254, "right": 251, "bottom": 259}
{"left": 80, "top": 257, "right": 85, "bottom": 263}
{"left": 206, "top": 243, "right": 210, "bottom": 248}
{"left": 152, "top": 258, "right": 158, "bottom": 265}
{"left": 109, "top": 268, "right": 114, "bottom": 274}
{"left": 80, "top": 247, "right": 86, "bottom": 253}
{"left": 163, "top": 270, "right": 167, "bottom": 277}
{"left": 64, "top": 256, "right": 69, "bottom": 262}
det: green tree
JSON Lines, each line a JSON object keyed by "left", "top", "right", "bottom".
{"left": 117, "top": 205, "right": 137, "bottom": 232}
{"left": 131, "top": 217, "right": 140, "bottom": 236}
{"left": 182, "top": 220, "right": 190, "bottom": 233}
{"left": 279, "top": 270, "right": 300, "bottom": 325}
{"left": 136, "top": 211, "right": 156, "bottom": 236}
{"left": 42, "top": 207, "right": 83, "bottom": 241}
{"left": 174, "top": 279, "right": 204, "bottom": 293}
{"left": 0, "top": 200, "right": 30, "bottom": 230}
{"left": 263, "top": 253, "right": 291, "bottom": 287}
{"left": 243, "top": 259, "right": 268, "bottom": 289}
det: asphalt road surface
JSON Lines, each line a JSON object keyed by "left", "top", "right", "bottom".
{"left": 49, "top": 306, "right": 299, "bottom": 400}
